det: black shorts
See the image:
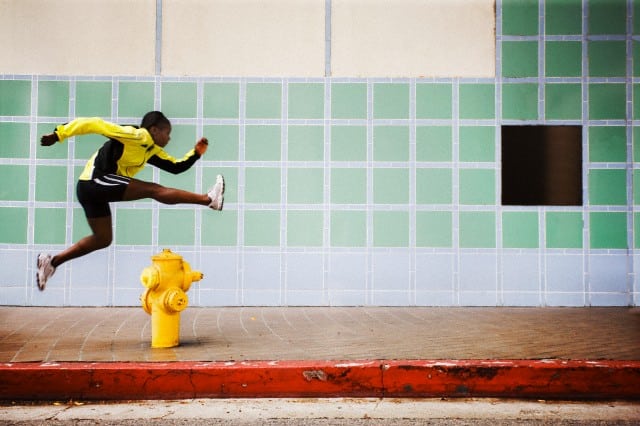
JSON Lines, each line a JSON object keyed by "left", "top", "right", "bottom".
{"left": 76, "top": 174, "right": 131, "bottom": 218}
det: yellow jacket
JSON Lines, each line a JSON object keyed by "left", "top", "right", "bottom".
{"left": 54, "top": 117, "right": 200, "bottom": 181}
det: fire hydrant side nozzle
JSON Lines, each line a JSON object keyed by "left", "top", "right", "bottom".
{"left": 139, "top": 249, "right": 203, "bottom": 348}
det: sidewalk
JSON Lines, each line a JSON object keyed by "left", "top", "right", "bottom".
{"left": 1, "top": 306, "right": 639, "bottom": 400}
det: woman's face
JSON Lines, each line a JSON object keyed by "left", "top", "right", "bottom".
{"left": 149, "top": 124, "right": 171, "bottom": 147}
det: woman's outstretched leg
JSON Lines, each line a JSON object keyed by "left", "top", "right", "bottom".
{"left": 123, "top": 175, "right": 224, "bottom": 210}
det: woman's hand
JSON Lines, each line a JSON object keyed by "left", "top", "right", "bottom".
{"left": 195, "top": 137, "right": 208, "bottom": 156}
{"left": 40, "top": 133, "right": 59, "bottom": 146}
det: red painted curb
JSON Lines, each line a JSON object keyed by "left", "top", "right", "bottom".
{"left": 0, "top": 360, "right": 638, "bottom": 401}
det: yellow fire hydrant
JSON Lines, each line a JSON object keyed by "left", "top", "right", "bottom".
{"left": 140, "top": 249, "right": 203, "bottom": 348}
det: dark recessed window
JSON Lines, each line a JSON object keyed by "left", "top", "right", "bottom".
{"left": 502, "top": 125, "right": 582, "bottom": 206}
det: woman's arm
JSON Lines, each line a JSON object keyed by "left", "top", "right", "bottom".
{"left": 40, "top": 117, "right": 147, "bottom": 146}
{"left": 147, "top": 138, "right": 208, "bottom": 175}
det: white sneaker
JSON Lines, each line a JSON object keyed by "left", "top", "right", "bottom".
{"left": 37, "top": 253, "right": 56, "bottom": 291}
{"left": 207, "top": 174, "right": 225, "bottom": 211}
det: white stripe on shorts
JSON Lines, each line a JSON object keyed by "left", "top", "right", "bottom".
{"left": 94, "top": 175, "right": 130, "bottom": 187}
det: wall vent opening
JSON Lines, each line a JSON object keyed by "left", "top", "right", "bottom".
{"left": 501, "top": 125, "right": 582, "bottom": 206}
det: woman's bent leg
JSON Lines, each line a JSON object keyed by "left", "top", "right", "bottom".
{"left": 51, "top": 216, "right": 113, "bottom": 268}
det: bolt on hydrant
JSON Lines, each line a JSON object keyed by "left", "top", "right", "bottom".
{"left": 140, "top": 249, "right": 203, "bottom": 348}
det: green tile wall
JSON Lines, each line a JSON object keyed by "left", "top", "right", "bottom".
{"left": 76, "top": 82, "right": 111, "bottom": 117}
{"left": 204, "top": 83, "right": 239, "bottom": 118}
{"left": 38, "top": 81, "right": 69, "bottom": 117}
{"left": 0, "top": 80, "right": 30, "bottom": 116}
{"left": 288, "top": 126, "right": 324, "bottom": 161}
{"left": 331, "top": 211, "right": 366, "bottom": 247}
{"left": 1, "top": 0, "right": 638, "bottom": 307}
{"left": 118, "top": 82, "right": 155, "bottom": 118}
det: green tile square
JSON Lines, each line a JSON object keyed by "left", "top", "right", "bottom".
{"left": 73, "top": 207, "right": 91, "bottom": 241}
{"left": 502, "top": 211, "right": 539, "bottom": 248}
{"left": 76, "top": 82, "right": 111, "bottom": 117}
{"left": 373, "top": 126, "right": 409, "bottom": 161}
{"left": 459, "top": 126, "right": 495, "bottom": 162}
{"left": 502, "top": 0, "right": 539, "bottom": 35}
{"left": 0, "top": 165, "right": 28, "bottom": 200}
{"left": 203, "top": 125, "right": 239, "bottom": 161}
{"left": 288, "top": 168, "right": 324, "bottom": 204}
{"left": 331, "top": 83, "right": 367, "bottom": 119}
{"left": 287, "top": 210, "right": 323, "bottom": 246}
{"left": 37, "top": 123, "right": 68, "bottom": 159}
{"left": 289, "top": 83, "right": 324, "bottom": 119}
{"left": 591, "top": 84, "right": 626, "bottom": 120}
{"left": 589, "top": 169, "right": 626, "bottom": 205}
{"left": 589, "top": 126, "right": 626, "bottom": 162}
{"left": 416, "top": 168, "right": 452, "bottom": 204}
{"left": 545, "top": 0, "right": 582, "bottom": 35}
{"left": 245, "top": 125, "right": 281, "bottom": 161}
{"left": 331, "top": 126, "right": 367, "bottom": 161}
{"left": 416, "top": 126, "right": 452, "bottom": 162}
{"left": 204, "top": 83, "right": 239, "bottom": 118}
{"left": 38, "top": 81, "right": 69, "bottom": 117}
{"left": 502, "top": 41, "right": 538, "bottom": 78}
{"left": 373, "top": 211, "right": 409, "bottom": 247}
{"left": 634, "top": 170, "right": 640, "bottom": 204}
{"left": 203, "top": 166, "right": 238, "bottom": 203}
{"left": 118, "top": 82, "right": 155, "bottom": 118}
{"left": 502, "top": 83, "right": 538, "bottom": 120}
{"left": 374, "top": 168, "right": 409, "bottom": 204}
{"left": 288, "top": 126, "right": 324, "bottom": 161}
{"left": 545, "top": 84, "right": 582, "bottom": 120}
{"left": 331, "top": 210, "right": 366, "bottom": 247}
{"left": 331, "top": 168, "right": 366, "bottom": 204}
{"left": 589, "top": 41, "right": 626, "bottom": 77}
{"left": 244, "top": 210, "right": 280, "bottom": 246}
{"left": 202, "top": 210, "right": 238, "bottom": 246}
{"left": 635, "top": 42, "right": 640, "bottom": 77}
{"left": 373, "top": 83, "right": 409, "bottom": 119}
{"left": 158, "top": 209, "right": 195, "bottom": 246}
{"left": 36, "top": 166, "right": 67, "bottom": 202}
{"left": 546, "top": 212, "right": 583, "bottom": 248}
{"left": 416, "top": 211, "right": 452, "bottom": 247}
{"left": 459, "top": 212, "right": 496, "bottom": 248}
{"left": 459, "top": 84, "right": 495, "bottom": 120}
{"left": 545, "top": 41, "right": 582, "bottom": 77}
{"left": 161, "top": 82, "right": 197, "bottom": 118}
{"left": 590, "top": 212, "right": 627, "bottom": 249}
{"left": 588, "top": 0, "right": 626, "bottom": 35}
{"left": 0, "top": 208, "right": 27, "bottom": 243}
{"left": 0, "top": 123, "right": 30, "bottom": 158}
{"left": 459, "top": 169, "right": 495, "bottom": 205}
{"left": 245, "top": 167, "right": 281, "bottom": 204}
{"left": 416, "top": 83, "right": 452, "bottom": 119}
{"left": 35, "top": 208, "right": 66, "bottom": 244}
{"left": 246, "top": 83, "right": 281, "bottom": 119}
{"left": 634, "top": 127, "right": 640, "bottom": 161}
{"left": 633, "top": 85, "right": 640, "bottom": 120}
{"left": 0, "top": 80, "right": 31, "bottom": 116}
{"left": 115, "top": 209, "right": 151, "bottom": 245}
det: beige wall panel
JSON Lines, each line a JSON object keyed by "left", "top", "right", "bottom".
{"left": 0, "top": 0, "right": 156, "bottom": 75}
{"left": 162, "top": 0, "right": 325, "bottom": 77}
{"left": 332, "top": 0, "right": 495, "bottom": 77}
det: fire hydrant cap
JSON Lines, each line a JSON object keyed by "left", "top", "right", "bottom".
{"left": 152, "top": 248, "right": 183, "bottom": 262}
